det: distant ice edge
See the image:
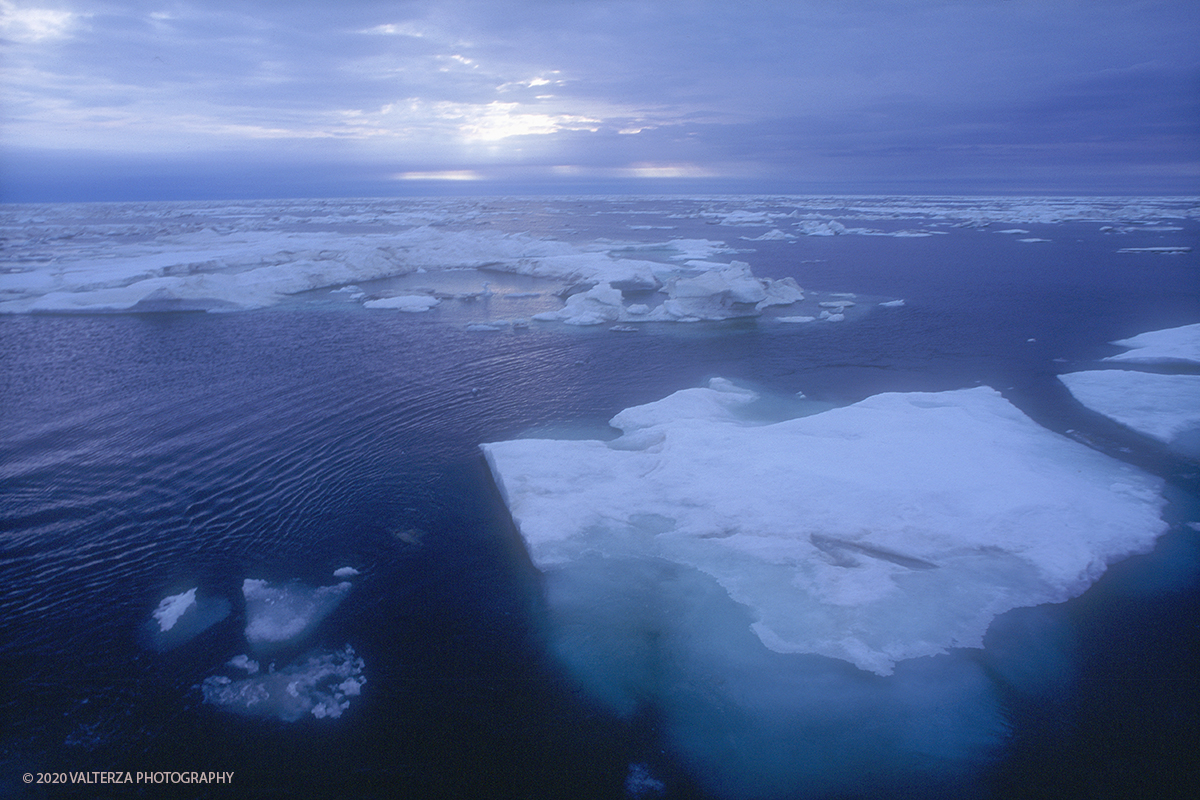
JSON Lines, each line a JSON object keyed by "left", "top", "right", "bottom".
{"left": 482, "top": 379, "right": 1167, "bottom": 676}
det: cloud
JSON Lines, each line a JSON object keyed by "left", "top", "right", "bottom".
{"left": 0, "top": 0, "right": 82, "bottom": 42}
{"left": 2, "top": 0, "right": 1197, "bottom": 198}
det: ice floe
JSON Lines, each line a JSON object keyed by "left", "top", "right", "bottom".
{"left": 1117, "top": 246, "right": 1192, "bottom": 254}
{"left": 362, "top": 294, "right": 440, "bottom": 312}
{"left": 201, "top": 645, "right": 365, "bottom": 722}
{"left": 4, "top": 195, "right": 1189, "bottom": 318}
{"left": 153, "top": 588, "right": 197, "bottom": 632}
{"left": 1059, "top": 370, "right": 1200, "bottom": 457}
{"left": 531, "top": 262, "right": 804, "bottom": 326}
{"left": 242, "top": 578, "right": 352, "bottom": 647}
{"left": 482, "top": 379, "right": 1166, "bottom": 675}
{"left": 146, "top": 588, "right": 231, "bottom": 650}
{"left": 1103, "top": 322, "right": 1200, "bottom": 365}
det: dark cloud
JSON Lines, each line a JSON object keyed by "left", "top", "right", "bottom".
{"left": 2, "top": 0, "right": 1197, "bottom": 199}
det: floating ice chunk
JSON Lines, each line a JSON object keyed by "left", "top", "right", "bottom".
{"left": 147, "top": 588, "right": 231, "bottom": 650}
{"left": 740, "top": 229, "right": 796, "bottom": 241}
{"left": 776, "top": 315, "right": 817, "bottom": 323}
{"left": 879, "top": 299, "right": 905, "bottom": 307}
{"left": 1117, "top": 246, "right": 1192, "bottom": 254}
{"left": 996, "top": 229, "right": 1030, "bottom": 234}
{"left": 625, "top": 763, "right": 666, "bottom": 798}
{"left": 228, "top": 654, "right": 260, "bottom": 674}
{"left": 533, "top": 263, "right": 803, "bottom": 326}
{"left": 1059, "top": 370, "right": 1200, "bottom": 455}
{"left": 153, "top": 588, "right": 197, "bottom": 632}
{"left": 333, "top": 567, "right": 360, "bottom": 578}
{"left": 201, "top": 645, "right": 365, "bottom": 722}
{"left": 795, "top": 220, "right": 847, "bottom": 236}
{"left": 1018, "top": 238, "right": 1051, "bottom": 243}
{"left": 819, "top": 310, "right": 845, "bottom": 321}
{"left": 242, "top": 579, "right": 352, "bottom": 646}
{"left": 535, "top": 282, "right": 625, "bottom": 325}
{"left": 652, "top": 262, "right": 800, "bottom": 321}
{"left": 1102, "top": 322, "right": 1200, "bottom": 365}
{"left": 482, "top": 383, "right": 1166, "bottom": 675}
{"left": 362, "top": 295, "right": 440, "bottom": 312}
{"left": 609, "top": 377, "right": 757, "bottom": 434}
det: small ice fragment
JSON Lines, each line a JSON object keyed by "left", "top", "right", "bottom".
{"left": 362, "top": 295, "right": 440, "bottom": 312}
{"left": 625, "top": 763, "right": 666, "bottom": 798}
{"left": 147, "top": 588, "right": 230, "bottom": 650}
{"left": 153, "top": 588, "right": 197, "bottom": 632}
{"left": 333, "top": 567, "right": 360, "bottom": 578}
{"left": 228, "top": 655, "right": 260, "bottom": 674}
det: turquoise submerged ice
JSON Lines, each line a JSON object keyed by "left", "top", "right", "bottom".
{"left": 482, "top": 379, "right": 1167, "bottom": 676}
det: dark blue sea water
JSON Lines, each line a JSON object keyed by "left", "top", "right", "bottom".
{"left": 1, "top": 196, "right": 1198, "bottom": 799}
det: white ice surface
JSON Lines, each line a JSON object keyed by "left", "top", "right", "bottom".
{"left": 1059, "top": 370, "right": 1200, "bottom": 451}
{"left": 1103, "top": 322, "right": 1200, "bottom": 365}
{"left": 242, "top": 578, "right": 352, "bottom": 646}
{"left": 483, "top": 380, "right": 1166, "bottom": 675}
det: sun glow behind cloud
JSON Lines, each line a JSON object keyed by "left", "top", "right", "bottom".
{"left": 0, "top": 0, "right": 80, "bottom": 42}
{"left": 393, "top": 169, "right": 482, "bottom": 181}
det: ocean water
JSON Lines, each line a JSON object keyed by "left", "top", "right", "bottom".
{"left": 1, "top": 196, "right": 1198, "bottom": 799}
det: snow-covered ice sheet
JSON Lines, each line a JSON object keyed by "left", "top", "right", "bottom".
{"left": 1059, "top": 370, "right": 1200, "bottom": 452}
{"left": 483, "top": 379, "right": 1166, "bottom": 675}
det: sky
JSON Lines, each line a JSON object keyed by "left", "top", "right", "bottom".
{"left": 1, "top": 0, "right": 1198, "bottom": 201}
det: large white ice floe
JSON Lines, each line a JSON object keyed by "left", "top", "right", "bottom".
{"left": 1102, "top": 322, "right": 1200, "bottom": 365}
{"left": 0, "top": 212, "right": 767, "bottom": 317}
{"left": 482, "top": 379, "right": 1166, "bottom": 676}
{"left": 201, "top": 645, "right": 365, "bottom": 722}
{"left": 242, "top": 578, "right": 352, "bottom": 646}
